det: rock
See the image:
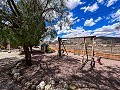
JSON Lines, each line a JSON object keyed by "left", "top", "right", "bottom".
{"left": 54, "top": 88, "right": 61, "bottom": 90}
{"left": 21, "top": 79, "right": 27, "bottom": 85}
{"left": 25, "top": 82, "right": 32, "bottom": 88}
{"left": 8, "top": 80, "right": 14, "bottom": 85}
{"left": 12, "top": 69, "right": 20, "bottom": 74}
{"left": 31, "top": 79, "right": 39, "bottom": 85}
{"left": 16, "top": 62, "right": 21, "bottom": 68}
{"left": 45, "top": 84, "right": 51, "bottom": 90}
{"left": 36, "top": 81, "right": 46, "bottom": 90}
{"left": 17, "top": 76, "right": 23, "bottom": 82}
{"left": 69, "top": 85, "right": 78, "bottom": 90}
{"left": 59, "top": 79, "right": 64, "bottom": 84}
{"left": 31, "top": 85, "right": 36, "bottom": 90}
{"left": 50, "top": 79, "right": 55, "bottom": 85}
{"left": 22, "top": 87, "right": 28, "bottom": 90}
{"left": 63, "top": 82, "right": 69, "bottom": 89}
{"left": 13, "top": 73, "right": 20, "bottom": 79}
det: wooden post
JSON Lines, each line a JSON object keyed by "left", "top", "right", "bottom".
{"left": 8, "top": 41, "right": 11, "bottom": 53}
{"left": 91, "top": 37, "right": 95, "bottom": 68}
{"left": 92, "top": 37, "right": 95, "bottom": 57}
{"left": 110, "top": 40, "right": 113, "bottom": 53}
{"left": 58, "top": 37, "right": 62, "bottom": 57}
{"left": 74, "top": 38, "right": 75, "bottom": 55}
{"left": 84, "top": 37, "right": 88, "bottom": 60}
{"left": 83, "top": 37, "right": 85, "bottom": 56}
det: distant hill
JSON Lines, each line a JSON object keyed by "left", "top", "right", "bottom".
{"left": 95, "top": 36, "right": 120, "bottom": 44}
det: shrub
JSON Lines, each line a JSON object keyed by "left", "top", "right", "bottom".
{"left": 0, "top": 45, "right": 5, "bottom": 49}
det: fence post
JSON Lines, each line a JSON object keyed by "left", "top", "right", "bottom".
{"left": 74, "top": 38, "right": 75, "bottom": 55}
{"left": 58, "top": 37, "right": 61, "bottom": 57}
{"left": 110, "top": 40, "right": 113, "bottom": 53}
{"left": 92, "top": 37, "right": 95, "bottom": 57}
{"left": 84, "top": 37, "right": 88, "bottom": 60}
{"left": 8, "top": 41, "right": 11, "bottom": 53}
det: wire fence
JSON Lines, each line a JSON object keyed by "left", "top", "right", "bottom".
{"left": 95, "top": 39, "right": 120, "bottom": 54}
{"left": 49, "top": 37, "right": 120, "bottom": 55}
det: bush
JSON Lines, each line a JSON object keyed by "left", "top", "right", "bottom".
{"left": 0, "top": 45, "right": 5, "bottom": 49}
{"left": 47, "top": 47, "right": 55, "bottom": 53}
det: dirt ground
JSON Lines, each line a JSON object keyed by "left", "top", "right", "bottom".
{"left": 0, "top": 49, "right": 120, "bottom": 90}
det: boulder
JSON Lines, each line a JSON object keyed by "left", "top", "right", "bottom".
{"left": 36, "top": 81, "right": 46, "bottom": 90}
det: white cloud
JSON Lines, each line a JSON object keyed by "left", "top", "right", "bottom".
{"left": 61, "top": 27, "right": 92, "bottom": 38}
{"left": 66, "top": 0, "right": 84, "bottom": 9}
{"left": 77, "top": 19, "right": 80, "bottom": 22}
{"left": 111, "top": 9, "right": 120, "bottom": 22}
{"left": 97, "top": 0, "right": 104, "bottom": 3}
{"left": 95, "top": 17, "right": 102, "bottom": 22}
{"left": 106, "top": 0, "right": 118, "bottom": 7}
{"left": 84, "top": 17, "right": 102, "bottom": 26}
{"left": 81, "top": 3, "right": 99, "bottom": 12}
{"left": 92, "top": 23, "right": 120, "bottom": 37}
{"left": 84, "top": 18, "right": 95, "bottom": 26}
{"left": 57, "top": 22, "right": 120, "bottom": 38}
{"left": 106, "top": 16, "right": 111, "bottom": 20}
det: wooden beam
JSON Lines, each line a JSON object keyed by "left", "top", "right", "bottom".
{"left": 84, "top": 37, "right": 88, "bottom": 60}
{"left": 58, "top": 37, "right": 62, "bottom": 57}
{"left": 61, "top": 36, "right": 96, "bottom": 39}
{"left": 92, "top": 37, "right": 95, "bottom": 57}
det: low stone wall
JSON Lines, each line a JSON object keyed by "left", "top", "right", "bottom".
{"left": 50, "top": 46, "right": 120, "bottom": 60}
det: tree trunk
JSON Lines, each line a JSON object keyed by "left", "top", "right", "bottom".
{"left": 30, "top": 45, "right": 33, "bottom": 53}
{"left": 23, "top": 45, "right": 32, "bottom": 66}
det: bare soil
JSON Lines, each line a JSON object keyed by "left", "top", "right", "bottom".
{"left": 0, "top": 50, "right": 120, "bottom": 90}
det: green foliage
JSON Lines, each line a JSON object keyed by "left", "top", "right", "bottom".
{"left": 0, "top": 0, "right": 70, "bottom": 47}
{"left": 0, "top": 0, "right": 46, "bottom": 47}
{"left": 47, "top": 47, "right": 55, "bottom": 53}
{"left": 0, "top": 44, "right": 5, "bottom": 49}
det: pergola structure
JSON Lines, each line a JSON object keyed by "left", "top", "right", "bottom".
{"left": 58, "top": 36, "right": 96, "bottom": 70}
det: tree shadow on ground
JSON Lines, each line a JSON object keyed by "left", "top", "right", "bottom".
{"left": 0, "top": 57, "right": 22, "bottom": 90}
{"left": 0, "top": 53, "right": 120, "bottom": 90}
{"left": 29, "top": 54, "right": 120, "bottom": 90}
{"left": 20, "top": 60, "right": 61, "bottom": 84}
{"left": 68, "top": 65, "right": 120, "bottom": 90}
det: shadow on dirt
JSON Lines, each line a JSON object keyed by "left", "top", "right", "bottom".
{"left": 30, "top": 54, "right": 120, "bottom": 89}
{"left": 0, "top": 57, "right": 22, "bottom": 90}
{"left": 0, "top": 53, "right": 120, "bottom": 90}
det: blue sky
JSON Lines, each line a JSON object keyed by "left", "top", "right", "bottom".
{"left": 55, "top": 0, "right": 120, "bottom": 38}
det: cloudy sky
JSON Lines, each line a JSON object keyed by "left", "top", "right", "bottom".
{"left": 56, "top": 0, "right": 120, "bottom": 38}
